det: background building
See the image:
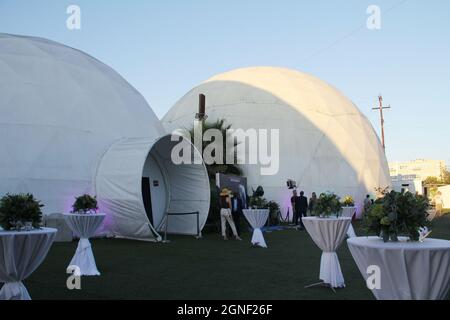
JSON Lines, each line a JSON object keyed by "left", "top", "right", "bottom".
{"left": 389, "top": 159, "right": 446, "bottom": 181}
{"left": 389, "top": 159, "right": 447, "bottom": 196}
{"left": 438, "top": 185, "right": 450, "bottom": 209}
{"left": 390, "top": 175, "right": 423, "bottom": 195}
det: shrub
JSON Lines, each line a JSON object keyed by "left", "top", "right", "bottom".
{"left": 267, "top": 201, "right": 280, "bottom": 225}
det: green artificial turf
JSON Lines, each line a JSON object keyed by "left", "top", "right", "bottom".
{"left": 25, "top": 216, "right": 450, "bottom": 300}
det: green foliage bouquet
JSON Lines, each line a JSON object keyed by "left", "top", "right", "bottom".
{"left": 364, "top": 191, "right": 430, "bottom": 242}
{"left": 0, "top": 193, "right": 43, "bottom": 230}
{"left": 72, "top": 194, "right": 98, "bottom": 214}
{"left": 313, "top": 192, "right": 343, "bottom": 217}
{"left": 248, "top": 186, "right": 280, "bottom": 225}
{"left": 249, "top": 186, "right": 268, "bottom": 209}
{"left": 342, "top": 195, "right": 355, "bottom": 207}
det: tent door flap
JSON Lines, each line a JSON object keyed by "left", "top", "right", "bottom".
{"left": 142, "top": 177, "right": 154, "bottom": 225}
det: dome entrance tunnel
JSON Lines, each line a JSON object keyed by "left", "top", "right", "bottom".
{"left": 95, "top": 135, "right": 210, "bottom": 240}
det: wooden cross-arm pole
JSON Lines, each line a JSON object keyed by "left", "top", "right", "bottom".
{"left": 372, "top": 95, "right": 391, "bottom": 151}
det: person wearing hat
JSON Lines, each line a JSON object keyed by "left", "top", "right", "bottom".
{"left": 219, "top": 188, "right": 241, "bottom": 241}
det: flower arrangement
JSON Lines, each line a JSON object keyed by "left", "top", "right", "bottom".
{"left": 249, "top": 186, "right": 268, "bottom": 209}
{"left": 342, "top": 195, "right": 355, "bottom": 207}
{"left": 71, "top": 194, "right": 98, "bottom": 214}
{"left": 248, "top": 187, "right": 280, "bottom": 224}
{"left": 364, "top": 190, "right": 430, "bottom": 242}
{"left": 313, "top": 192, "right": 343, "bottom": 217}
{"left": 0, "top": 193, "right": 43, "bottom": 230}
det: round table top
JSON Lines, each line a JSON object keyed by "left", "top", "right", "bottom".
{"left": 348, "top": 236, "right": 450, "bottom": 250}
{"left": 0, "top": 227, "right": 57, "bottom": 237}
{"left": 302, "top": 216, "right": 351, "bottom": 222}
{"left": 63, "top": 212, "right": 105, "bottom": 239}
{"left": 242, "top": 209, "right": 270, "bottom": 213}
{"left": 63, "top": 212, "right": 106, "bottom": 217}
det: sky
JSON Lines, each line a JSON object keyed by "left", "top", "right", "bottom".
{"left": 1, "top": 0, "right": 449, "bottom": 165}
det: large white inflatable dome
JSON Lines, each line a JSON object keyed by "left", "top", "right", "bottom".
{"left": 163, "top": 67, "right": 391, "bottom": 217}
{"left": 0, "top": 34, "right": 210, "bottom": 239}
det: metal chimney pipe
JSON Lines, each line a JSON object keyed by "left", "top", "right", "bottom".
{"left": 196, "top": 94, "right": 207, "bottom": 120}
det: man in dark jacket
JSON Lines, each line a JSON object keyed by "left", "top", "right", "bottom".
{"left": 296, "top": 191, "right": 308, "bottom": 230}
{"left": 291, "top": 190, "right": 299, "bottom": 226}
{"left": 230, "top": 194, "right": 243, "bottom": 236}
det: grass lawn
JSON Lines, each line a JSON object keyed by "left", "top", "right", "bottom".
{"left": 25, "top": 216, "right": 450, "bottom": 300}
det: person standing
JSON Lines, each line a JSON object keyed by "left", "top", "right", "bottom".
{"left": 435, "top": 192, "right": 443, "bottom": 217}
{"left": 363, "top": 194, "right": 371, "bottom": 215}
{"left": 290, "top": 190, "right": 299, "bottom": 226}
{"left": 297, "top": 191, "right": 308, "bottom": 230}
{"left": 308, "top": 192, "right": 317, "bottom": 215}
{"left": 230, "top": 194, "right": 243, "bottom": 237}
{"left": 219, "top": 188, "right": 241, "bottom": 241}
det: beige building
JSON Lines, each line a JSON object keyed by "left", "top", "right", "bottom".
{"left": 437, "top": 185, "right": 450, "bottom": 209}
{"left": 389, "top": 159, "right": 446, "bottom": 181}
{"left": 391, "top": 175, "right": 423, "bottom": 194}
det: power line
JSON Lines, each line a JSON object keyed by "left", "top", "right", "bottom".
{"left": 302, "top": 0, "right": 409, "bottom": 63}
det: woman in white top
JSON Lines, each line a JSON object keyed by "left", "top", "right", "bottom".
{"left": 219, "top": 188, "right": 242, "bottom": 241}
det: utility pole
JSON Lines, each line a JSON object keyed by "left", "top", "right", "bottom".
{"left": 195, "top": 94, "right": 207, "bottom": 121}
{"left": 193, "top": 94, "right": 207, "bottom": 165}
{"left": 372, "top": 95, "right": 390, "bottom": 151}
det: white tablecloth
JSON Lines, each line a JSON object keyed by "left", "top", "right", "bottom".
{"left": 243, "top": 209, "right": 269, "bottom": 248}
{"left": 302, "top": 217, "right": 351, "bottom": 288}
{"left": 341, "top": 207, "right": 357, "bottom": 238}
{"left": 347, "top": 236, "right": 450, "bottom": 300}
{"left": 0, "top": 228, "right": 56, "bottom": 300}
{"left": 63, "top": 213, "right": 105, "bottom": 276}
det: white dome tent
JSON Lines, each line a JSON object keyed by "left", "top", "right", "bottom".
{"left": 163, "top": 67, "right": 391, "bottom": 218}
{"left": 0, "top": 33, "right": 210, "bottom": 240}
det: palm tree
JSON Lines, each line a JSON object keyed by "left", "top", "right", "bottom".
{"left": 188, "top": 119, "right": 243, "bottom": 231}
{"left": 188, "top": 119, "right": 242, "bottom": 179}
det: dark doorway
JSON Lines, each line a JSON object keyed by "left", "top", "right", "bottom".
{"left": 142, "top": 177, "right": 153, "bottom": 225}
